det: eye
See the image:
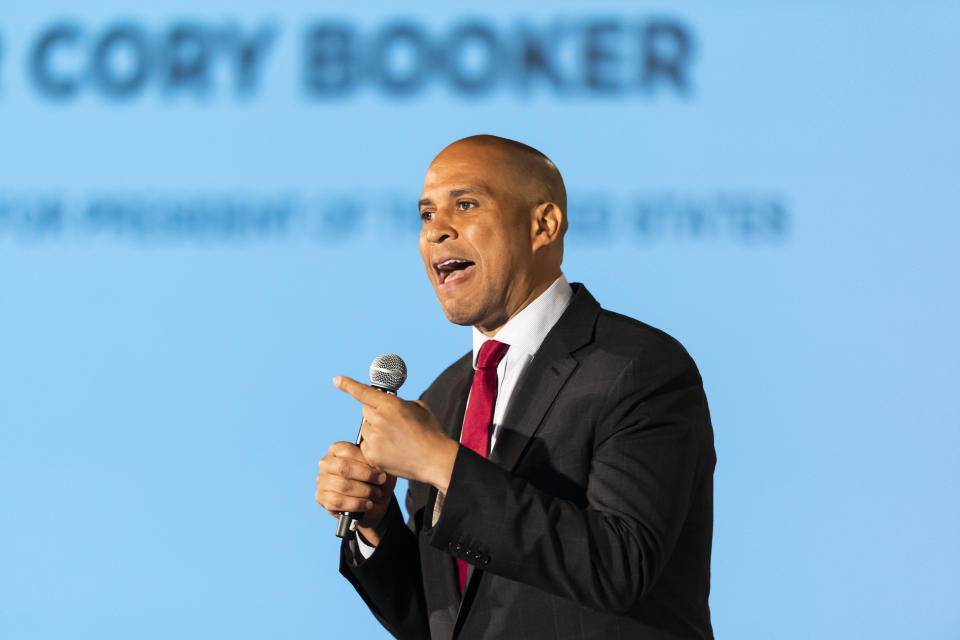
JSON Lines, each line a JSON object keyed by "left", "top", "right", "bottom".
{"left": 420, "top": 210, "right": 434, "bottom": 222}
{"left": 456, "top": 200, "right": 477, "bottom": 211}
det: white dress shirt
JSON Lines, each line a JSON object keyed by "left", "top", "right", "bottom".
{"left": 356, "top": 274, "right": 574, "bottom": 557}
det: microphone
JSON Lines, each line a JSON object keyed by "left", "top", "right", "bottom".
{"left": 336, "top": 353, "right": 407, "bottom": 539}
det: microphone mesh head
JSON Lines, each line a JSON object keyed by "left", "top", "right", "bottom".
{"left": 369, "top": 354, "right": 407, "bottom": 392}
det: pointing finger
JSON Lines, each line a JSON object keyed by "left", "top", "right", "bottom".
{"left": 333, "top": 375, "right": 386, "bottom": 408}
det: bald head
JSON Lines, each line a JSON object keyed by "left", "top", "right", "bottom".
{"left": 436, "top": 135, "right": 567, "bottom": 232}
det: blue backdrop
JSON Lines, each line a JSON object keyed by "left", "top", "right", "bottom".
{"left": 1, "top": 1, "right": 958, "bottom": 638}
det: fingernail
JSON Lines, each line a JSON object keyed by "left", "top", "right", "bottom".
{"left": 332, "top": 376, "right": 341, "bottom": 387}
{"left": 378, "top": 473, "right": 387, "bottom": 484}
{"left": 365, "top": 501, "right": 374, "bottom": 509}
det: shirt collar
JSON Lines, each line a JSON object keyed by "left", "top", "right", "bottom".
{"left": 471, "top": 274, "right": 574, "bottom": 369}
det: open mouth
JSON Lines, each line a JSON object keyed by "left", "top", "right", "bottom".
{"left": 434, "top": 258, "right": 476, "bottom": 285}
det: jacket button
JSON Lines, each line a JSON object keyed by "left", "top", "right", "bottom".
{"left": 453, "top": 542, "right": 462, "bottom": 553}
{"left": 480, "top": 555, "right": 490, "bottom": 566}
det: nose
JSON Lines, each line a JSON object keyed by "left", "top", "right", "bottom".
{"left": 423, "top": 209, "right": 457, "bottom": 244}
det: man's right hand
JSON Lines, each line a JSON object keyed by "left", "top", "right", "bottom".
{"left": 315, "top": 441, "right": 397, "bottom": 546}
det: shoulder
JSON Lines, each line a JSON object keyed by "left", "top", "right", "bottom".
{"left": 582, "top": 308, "right": 712, "bottom": 448}
{"left": 586, "top": 307, "right": 701, "bottom": 386}
{"left": 558, "top": 283, "right": 700, "bottom": 384}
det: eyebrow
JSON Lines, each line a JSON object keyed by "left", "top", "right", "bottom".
{"left": 419, "top": 186, "right": 491, "bottom": 208}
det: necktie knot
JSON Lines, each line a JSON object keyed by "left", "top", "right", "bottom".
{"left": 477, "top": 339, "right": 509, "bottom": 370}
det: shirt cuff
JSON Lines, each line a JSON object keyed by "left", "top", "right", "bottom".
{"left": 355, "top": 530, "right": 378, "bottom": 560}
{"left": 349, "top": 508, "right": 394, "bottom": 563}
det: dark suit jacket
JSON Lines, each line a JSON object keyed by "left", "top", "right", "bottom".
{"left": 341, "top": 284, "right": 715, "bottom": 639}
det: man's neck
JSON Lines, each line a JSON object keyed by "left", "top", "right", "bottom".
{"left": 475, "top": 272, "right": 564, "bottom": 338}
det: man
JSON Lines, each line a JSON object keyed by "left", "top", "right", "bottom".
{"left": 315, "top": 135, "right": 715, "bottom": 639}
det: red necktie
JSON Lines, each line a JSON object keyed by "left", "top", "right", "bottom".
{"left": 457, "top": 339, "right": 509, "bottom": 592}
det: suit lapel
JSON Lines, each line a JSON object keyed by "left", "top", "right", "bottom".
{"left": 422, "top": 353, "right": 473, "bottom": 532}
{"left": 420, "top": 352, "right": 474, "bottom": 633}
{"left": 422, "top": 354, "right": 473, "bottom": 523}
{"left": 489, "top": 284, "right": 600, "bottom": 472}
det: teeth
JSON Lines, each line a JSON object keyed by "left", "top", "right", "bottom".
{"left": 435, "top": 258, "right": 473, "bottom": 284}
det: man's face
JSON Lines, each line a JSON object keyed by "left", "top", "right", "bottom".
{"left": 418, "top": 143, "right": 535, "bottom": 331}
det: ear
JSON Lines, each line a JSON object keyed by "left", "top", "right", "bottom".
{"left": 530, "top": 201, "right": 564, "bottom": 252}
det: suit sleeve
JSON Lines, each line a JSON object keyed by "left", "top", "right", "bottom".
{"left": 338, "top": 494, "right": 429, "bottom": 640}
{"left": 422, "top": 353, "right": 713, "bottom": 614}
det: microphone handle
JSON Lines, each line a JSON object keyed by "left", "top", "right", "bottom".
{"left": 336, "top": 386, "right": 395, "bottom": 540}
